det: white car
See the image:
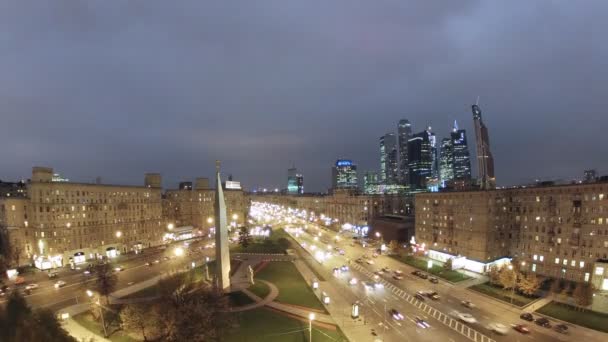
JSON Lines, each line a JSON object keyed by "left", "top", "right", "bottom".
{"left": 488, "top": 323, "right": 509, "bottom": 335}
{"left": 54, "top": 280, "right": 67, "bottom": 289}
{"left": 455, "top": 312, "right": 478, "bottom": 324}
{"left": 25, "top": 284, "right": 39, "bottom": 291}
{"left": 461, "top": 300, "right": 476, "bottom": 309}
{"left": 365, "top": 259, "right": 375, "bottom": 265}
{"left": 349, "top": 278, "right": 358, "bottom": 285}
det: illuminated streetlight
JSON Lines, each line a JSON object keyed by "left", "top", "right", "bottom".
{"left": 115, "top": 231, "right": 122, "bottom": 238}
{"left": 232, "top": 213, "right": 238, "bottom": 221}
{"left": 309, "top": 313, "right": 316, "bottom": 342}
{"left": 167, "top": 223, "right": 174, "bottom": 230}
{"left": 207, "top": 217, "right": 214, "bottom": 224}
{"left": 174, "top": 247, "right": 184, "bottom": 257}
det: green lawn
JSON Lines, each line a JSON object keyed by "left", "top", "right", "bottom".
{"left": 537, "top": 301, "right": 608, "bottom": 333}
{"left": 229, "top": 291, "right": 255, "bottom": 306}
{"left": 469, "top": 282, "right": 538, "bottom": 307}
{"left": 120, "top": 285, "right": 159, "bottom": 300}
{"left": 255, "top": 261, "right": 325, "bottom": 311}
{"left": 72, "top": 311, "right": 137, "bottom": 342}
{"left": 390, "top": 255, "right": 471, "bottom": 282}
{"left": 230, "top": 229, "right": 291, "bottom": 254}
{"left": 248, "top": 280, "right": 271, "bottom": 299}
{"left": 224, "top": 307, "right": 347, "bottom": 342}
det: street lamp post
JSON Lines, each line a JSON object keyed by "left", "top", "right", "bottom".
{"left": 87, "top": 290, "right": 107, "bottom": 337}
{"left": 508, "top": 264, "right": 515, "bottom": 304}
{"left": 308, "top": 313, "right": 315, "bottom": 342}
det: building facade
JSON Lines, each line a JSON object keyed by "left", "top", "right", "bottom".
{"left": 408, "top": 129, "right": 435, "bottom": 191}
{"left": 451, "top": 123, "right": 472, "bottom": 181}
{"left": 287, "top": 167, "right": 299, "bottom": 195}
{"left": 415, "top": 182, "right": 608, "bottom": 290}
{"left": 332, "top": 159, "right": 358, "bottom": 191}
{"left": 439, "top": 137, "right": 454, "bottom": 185}
{"left": 380, "top": 133, "right": 398, "bottom": 184}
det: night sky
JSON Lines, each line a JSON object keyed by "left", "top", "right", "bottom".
{"left": 1, "top": 1, "right": 607, "bottom": 191}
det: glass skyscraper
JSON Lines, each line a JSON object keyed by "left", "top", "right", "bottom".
{"left": 398, "top": 119, "right": 412, "bottom": 186}
{"left": 332, "top": 159, "right": 358, "bottom": 190}
{"left": 408, "top": 129, "right": 434, "bottom": 191}
{"left": 380, "top": 133, "right": 398, "bottom": 184}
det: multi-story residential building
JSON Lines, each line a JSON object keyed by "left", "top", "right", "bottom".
{"left": 252, "top": 191, "right": 411, "bottom": 228}
{"left": 415, "top": 182, "right": 608, "bottom": 292}
{"left": 2, "top": 167, "right": 165, "bottom": 270}
{"left": 0, "top": 197, "right": 30, "bottom": 266}
{"left": 0, "top": 180, "right": 27, "bottom": 198}
{"left": 163, "top": 177, "right": 249, "bottom": 233}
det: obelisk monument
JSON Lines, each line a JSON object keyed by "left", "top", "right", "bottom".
{"left": 214, "top": 160, "right": 231, "bottom": 292}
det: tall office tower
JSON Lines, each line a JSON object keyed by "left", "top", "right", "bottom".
{"left": 428, "top": 127, "right": 438, "bottom": 180}
{"left": 451, "top": 120, "right": 472, "bottom": 180}
{"left": 408, "top": 129, "right": 434, "bottom": 190}
{"left": 439, "top": 137, "right": 454, "bottom": 184}
{"left": 380, "top": 133, "right": 398, "bottom": 184}
{"left": 472, "top": 103, "right": 496, "bottom": 189}
{"left": 584, "top": 169, "right": 597, "bottom": 183}
{"left": 332, "top": 159, "right": 358, "bottom": 190}
{"left": 287, "top": 166, "right": 299, "bottom": 195}
{"left": 398, "top": 119, "right": 412, "bottom": 185}
{"left": 296, "top": 173, "right": 304, "bottom": 194}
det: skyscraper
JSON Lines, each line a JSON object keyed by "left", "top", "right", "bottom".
{"left": 408, "top": 129, "right": 434, "bottom": 191}
{"left": 287, "top": 166, "right": 299, "bottom": 194}
{"left": 398, "top": 119, "right": 412, "bottom": 186}
{"left": 363, "top": 171, "right": 379, "bottom": 194}
{"left": 472, "top": 103, "right": 496, "bottom": 189}
{"left": 332, "top": 159, "right": 358, "bottom": 190}
{"left": 451, "top": 120, "right": 472, "bottom": 180}
{"left": 296, "top": 173, "right": 304, "bottom": 194}
{"left": 380, "top": 133, "right": 398, "bottom": 184}
{"left": 439, "top": 137, "right": 454, "bottom": 184}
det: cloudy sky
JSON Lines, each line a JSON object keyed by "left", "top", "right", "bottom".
{"left": 1, "top": 1, "right": 607, "bottom": 191}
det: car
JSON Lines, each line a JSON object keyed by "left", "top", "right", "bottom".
{"left": 349, "top": 278, "right": 358, "bottom": 285}
{"left": 461, "top": 300, "right": 476, "bottom": 309}
{"left": 48, "top": 272, "right": 58, "bottom": 279}
{"left": 355, "top": 258, "right": 363, "bottom": 264}
{"left": 429, "top": 277, "right": 439, "bottom": 284}
{"left": 511, "top": 324, "right": 531, "bottom": 334}
{"left": 554, "top": 324, "right": 568, "bottom": 334}
{"left": 154, "top": 259, "right": 160, "bottom": 264}
{"left": 488, "top": 323, "right": 509, "bottom": 335}
{"left": 24, "top": 284, "right": 39, "bottom": 291}
{"left": 452, "top": 311, "right": 477, "bottom": 324}
{"left": 382, "top": 267, "right": 391, "bottom": 272}
{"left": 114, "top": 266, "right": 124, "bottom": 272}
{"left": 411, "top": 270, "right": 421, "bottom": 276}
{"left": 519, "top": 312, "right": 534, "bottom": 321}
{"left": 163, "top": 256, "right": 170, "bottom": 261}
{"left": 394, "top": 270, "right": 403, "bottom": 275}
{"left": 393, "top": 275, "right": 404, "bottom": 280}
{"left": 340, "top": 265, "right": 349, "bottom": 272}
{"left": 419, "top": 273, "right": 428, "bottom": 279}
{"left": 374, "top": 282, "right": 384, "bottom": 289}
{"left": 362, "top": 281, "right": 375, "bottom": 290}
{"left": 414, "top": 316, "right": 430, "bottom": 329}
{"left": 425, "top": 291, "right": 440, "bottom": 300}
{"left": 145, "top": 262, "right": 151, "bottom": 266}
{"left": 54, "top": 280, "right": 67, "bottom": 289}
{"left": 374, "top": 270, "right": 384, "bottom": 276}
{"left": 339, "top": 250, "right": 345, "bottom": 255}
{"left": 535, "top": 317, "right": 551, "bottom": 328}
{"left": 415, "top": 292, "right": 426, "bottom": 301}
{"left": 365, "top": 259, "right": 375, "bottom": 265}
{"left": 389, "top": 309, "right": 404, "bottom": 320}
{"left": 83, "top": 270, "right": 91, "bottom": 276}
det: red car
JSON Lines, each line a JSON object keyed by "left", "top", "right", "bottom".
{"left": 512, "top": 324, "right": 530, "bottom": 334}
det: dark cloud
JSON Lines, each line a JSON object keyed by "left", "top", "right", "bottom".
{"left": 1, "top": 1, "right": 607, "bottom": 190}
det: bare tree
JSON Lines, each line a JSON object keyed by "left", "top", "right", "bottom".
{"left": 93, "top": 263, "right": 118, "bottom": 304}
{"left": 573, "top": 282, "right": 594, "bottom": 310}
{"left": 120, "top": 303, "right": 159, "bottom": 341}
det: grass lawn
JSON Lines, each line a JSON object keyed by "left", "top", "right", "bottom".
{"left": 120, "top": 285, "right": 159, "bottom": 300}
{"left": 469, "top": 282, "right": 537, "bottom": 307}
{"left": 225, "top": 307, "right": 347, "bottom": 342}
{"left": 248, "top": 280, "right": 271, "bottom": 299}
{"left": 537, "top": 301, "right": 608, "bottom": 333}
{"left": 255, "top": 261, "right": 325, "bottom": 311}
{"left": 229, "top": 291, "right": 255, "bottom": 306}
{"left": 390, "top": 255, "right": 471, "bottom": 283}
{"left": 230, "top": 228, "right": 291, "bottom": 254}
{"left": 72, "top": 311, "right": 137, "bottom": 342}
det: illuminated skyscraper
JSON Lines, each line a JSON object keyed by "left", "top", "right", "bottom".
{"left": 332, "top": 159, "right": 358, "bottom": 190}
{"left": 296, "top": 174, "right": 304, "bottom": 194}
{"left": 472, "top": 103, "right": 496, "bottom": 189}
{"left": 380, "top": 133, "right": 398, "bottom": 184}
{"left": 439, "top": 137, "right": 454, "bottom": 184}
{"left": 408, "top": 129, "right": 434, "bottom": 191}
{"left": 287, "top": 166, "right": 299, "bottom": 194}
{"left": 398, "top": 119, "right": 412, "bottom": 186}
{"left": 451, "top": 120, "right": 472, "bottom": 181}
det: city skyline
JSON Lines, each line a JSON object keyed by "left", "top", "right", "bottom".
{"left": 1, "top": 1, "right": 608, "bottom": 191}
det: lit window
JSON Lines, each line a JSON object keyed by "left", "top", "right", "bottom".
{"left": 535, "top": 216, "right": 541, "bottom": 222}
{"left": 563, "top": 259, "right": 568, "bottom": 266}
{"left": 533, "top": 254, "right": 538, "bottom": 261}
{"left": 584, "top": 273, "right": 590, "bottom": 282}
{"left": 536, "top": 196, "right": 540, "bottom": 202}
{"left": 595, "top": 267, "right": 605, "bottom": 275}
{"left": 532, "top": 264, "right": 537, "bottom": 272}
{"left": 580, "top": 261, "right": 585, "bottom": 268}
{"left": 601, "top": 194, "right": 605, "bottom": 200}
{"left": 600, "top": 218, "right": 604, "bottom": 225}
{"left": 555, "top": 258, "right": 560, "bottom": 264}
{"left": 557, "top": 238, "right": 562, "bottom": 244}
{"left": 571, "top": 260, "right": 576, "bottom": 267}
{"left": 540, "top": 255, "right": 544, "bottom": 262}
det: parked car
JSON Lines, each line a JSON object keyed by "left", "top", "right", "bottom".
{"left": 429, "top": 277, "right": 439, "bottom": 284}
{"left": 461, "top": 300, "right": 476, "bottom": 309}
{"left": 411, "top": 270, "right": 421, "bottom": 276}
{"left": 48, "top": 272, "right": 58, "bottom": 279}
{"left": 425, "top": 291, "right": 440, "bottom": 300}
{"left": 415, "top": 292, "right": 426, "bottom": 301}
{"left": 534, "top": 317, "right": 551, "bottom": 328}
{"left": 419, "top": 273, "right": 428, "bottom": 279}
{"left": 394, "top": 270, "right": 403, "bottom": 275}
{"left": 554, "top": 323, "right": 568, "bottom": 334}
{"left": 519, "top": 312, "right": 534, "bottom": 321}
{"left": 511, "top": 324, "right": 531, "bottom": 334}
{"left": 393, "top": 275, "right": 404, "bottom": 280}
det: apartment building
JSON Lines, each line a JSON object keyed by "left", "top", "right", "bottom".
{"left": 415, "top": 182, "right": 608, "bottom": 290}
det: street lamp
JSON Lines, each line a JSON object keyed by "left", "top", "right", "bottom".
{"left": 115, "top": 231, "right": 122, "bottom": 238}
{"left": 508, "top": 264, "right": 515, "bottom": 304}
{"left": 167, "top": 223, "right": 174, "bottom": 230}
{"left": 207, "top": 217, "right": 213, "bottom": 224}
{"left": 308, "top": 313, "right": 315, "bottom": 342}
{"left": 86, "top": 290, "right": 107, "bottom": 337}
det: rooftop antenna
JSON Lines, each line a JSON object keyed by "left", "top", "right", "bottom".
{"left": 476, "top": 96, "right": 480, "bottom": 106}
